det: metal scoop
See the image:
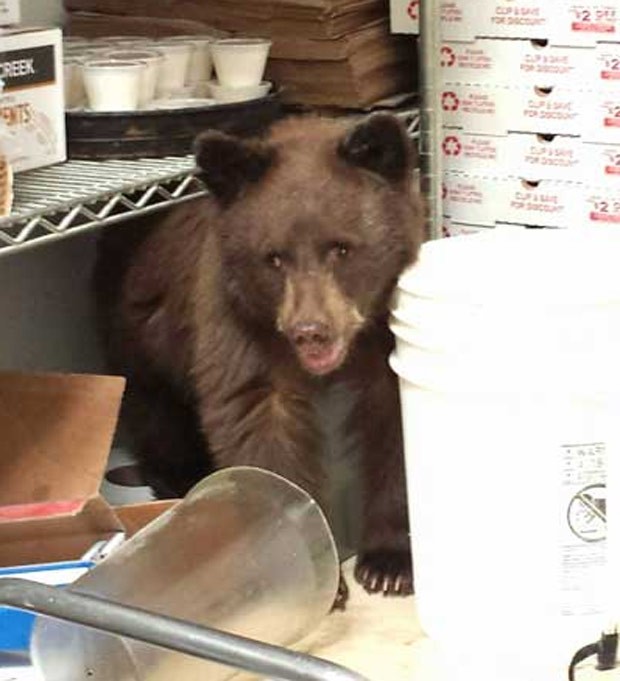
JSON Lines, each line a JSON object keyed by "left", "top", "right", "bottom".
{"left": 0, "top": 467, "right": 367, "bottom": 681}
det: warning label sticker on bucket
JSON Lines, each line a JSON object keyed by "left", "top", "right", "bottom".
{"left": 567, "top": 483, "right": 606, "bottom": 542}
{"left": 561, "top": 442, "right": 607, "bottom": 617}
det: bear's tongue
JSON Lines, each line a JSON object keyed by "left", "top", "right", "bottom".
{"left": 297, "top": 340, "right": 345, "bottom": 376}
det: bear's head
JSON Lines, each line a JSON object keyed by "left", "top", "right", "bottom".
{"left": 194, "top": 114, "right": 424, "bottom": 376}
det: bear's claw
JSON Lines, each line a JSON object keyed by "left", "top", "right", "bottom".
{"left": 354, "top": 550, "right": 413, "bottom": 596}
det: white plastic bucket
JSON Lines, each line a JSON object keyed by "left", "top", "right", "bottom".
{"left": 390, "top": 229, "right": 620, "bottom": 681}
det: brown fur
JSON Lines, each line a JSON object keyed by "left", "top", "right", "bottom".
{"left": 94, "top": 113, "right": 424, "bottom": 600}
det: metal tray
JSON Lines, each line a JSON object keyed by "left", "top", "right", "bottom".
{"left": 66, "top": 89, "right": 284, "bottom": 160}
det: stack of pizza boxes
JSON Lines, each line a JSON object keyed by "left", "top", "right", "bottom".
{"left": 391, "top": 0, "right": 620, "bottom": 235}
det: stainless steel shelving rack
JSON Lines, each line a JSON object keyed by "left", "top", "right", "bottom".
{"left": 0, "top": 106, "right": 420, "bottom": 258}
{"left": 0, "top": 155, "right": 207, "bottom": 257}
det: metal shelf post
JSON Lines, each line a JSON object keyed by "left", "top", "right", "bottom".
{"left": 419, "top": 0, "right": 443, "bottom": 240}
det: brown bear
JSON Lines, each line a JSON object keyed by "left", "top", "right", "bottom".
{"left": 94, "top": 113, "right": 424, "bottom": 601}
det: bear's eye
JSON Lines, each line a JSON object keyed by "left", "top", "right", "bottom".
{"left": 266, "top": 251, "right": 284, "bottom": 270}
{"left": 329, "top": 242, "right": 352, "bottom": 259}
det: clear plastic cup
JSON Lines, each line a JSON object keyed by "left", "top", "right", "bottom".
{"left": 31, "top": 467, "right": 340, "bottom": 681}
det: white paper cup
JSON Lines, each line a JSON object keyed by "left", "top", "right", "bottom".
{"left": 103, "top": 49, "right": 163, "bottom": 106}
{"left": 154, "top": 41, "right": 193, "bottom": 96}
{"left": 165, "top": 35, "right": 213, "bottom": 83}
{"left": 82, "top": 59, "right": 146, "bottom": 112}
{"left": 211, "top": 37, "right": 271, "bottom": 87}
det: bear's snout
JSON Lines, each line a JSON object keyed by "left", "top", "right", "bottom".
{"left": 291, "top": 321, "right": 332, "bottom": 348}
{"left": 278, "top": 275, "right": 358, "bottom": 376}
{"left": 284, "top": 318, "right": 345, "bottom": 376}
{"left": 289, "top": 320, "right": 348, "bottom": 374}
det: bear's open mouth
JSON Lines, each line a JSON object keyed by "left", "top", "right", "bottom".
{"left": 297, "top": 338, "right": 346, "bottom": 376}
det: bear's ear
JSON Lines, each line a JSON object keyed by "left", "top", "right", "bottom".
{"left": 337, "top": 113, "right": 415, "bottom": 183}
{"left": 194, "top": 130, "right": 276, "bottom": 205}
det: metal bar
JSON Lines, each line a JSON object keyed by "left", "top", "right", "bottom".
{"left": 419, "top": 0, "right": 443, "bottom": 240}
{"left": 56, "top": 204, "right": 85, "bottom": 232}
{"left": 0, "top": 579, "right": 369, "bottom": 681}
{"left": 171, "top": 174, "right": 196, "bottom": 197}
{"left": 133, "top": 184, "right": 160, "bottom": 208}
{"left": 95, "top": 193, "right": 124, "bottom": 220}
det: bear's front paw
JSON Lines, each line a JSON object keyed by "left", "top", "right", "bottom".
{"left": 354, "top": 550, "right": 413, "bottom": 596}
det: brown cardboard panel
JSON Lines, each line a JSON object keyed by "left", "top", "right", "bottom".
{"left": 0, "top": 497, "right": 124, "bottom": 567}
{"left": 0, "top": 372, "right": 186, "bottom": 570}
{"left": 65, "top": 0, "right": 382, "bottom": 16}
{"left": 113, "top": 500, "right": 177, "bottom": 537}
{"left": 0, "top": 531, "right": 117, "bottom": 567}
{"left": 65, "top": 12, "right": 229, "bottom": 39}
{"left": 65, "top": 0, "right": 386, "bottom": 39}
{"left": 0, "top": 372, "right": 125, "bottom": 506}
{"left": 266, "top": 55, "right": 414, "bottom": 106}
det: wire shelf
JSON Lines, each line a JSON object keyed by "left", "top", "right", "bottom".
{"left": 0, "top": 105, "right": 419, "bottom": 258}
{"left": 0, "top": 156, "right": 207, "bottom": 257}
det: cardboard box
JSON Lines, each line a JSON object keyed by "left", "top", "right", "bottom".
{"left": 440, "top": 39, "right": 592, "bottom": 88}
{"left": 444, "top": 171, "right": 620, "bottom": 228}
{"left": 0, "top": 372, "right": 176, "bottom": 651}
{"left": 0, "top": 26, "right": 66, "bottom": 173}
{"left": 391, "top": 0, "right": 558, "bottom": 39}
{"left": 443, "top": 173, "right": 506, "bottom": 226}
{"left": 66, "top": 0, "right": 389, "bottom": 40}
{"left": 443, "top": 172, "right": 581, "bottom": 227}
{"left": 442, "top": 219, "right": 528, "bottom": 237}
{"left": 391, "top": 0, "right": 620, "bottom": 44}
{"left": 581, "top": 186, "right": 620, "bottom": 225}
{"left": 583, "top": 90, "right": 620, "bottom": 144}
{"left": 441, "top": 132, "right": 579, "bottom": 179}
{"left": 440, "top": 83, "right": 620, "bottom": 144}
{"left": 390, "top": 0, "right": 481, "bottom": 38}
{"left": 592, "top": 42, "right": 620, "bottom": 86}
{"left": 390, "top": 0, "right": 419, "bottom": 35}
{"left": 441, "top": 83, "right": 587, "bottom": 136}
{"left": 442, "top": 219, "right": 488, "bottom": 237}
{"left": 442, "top": 131, "right": 620, "bottom": 185}
{"left": 559, "top": 2, "right": 620, "bottom": 46}
{"left": 0, "top": 0, "right": 19, "bottom": 26}
{"left": 476, "top": 0, "right": 560, "bottom": 41}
